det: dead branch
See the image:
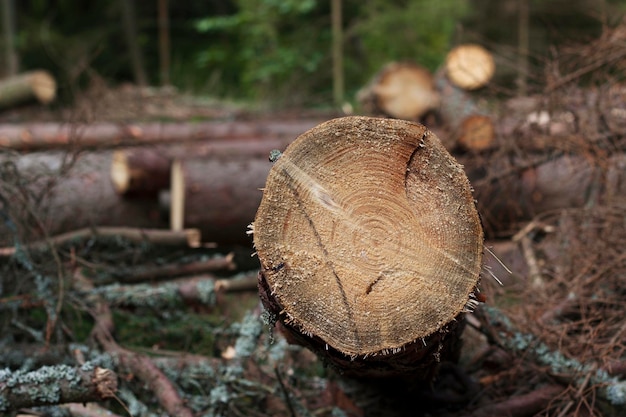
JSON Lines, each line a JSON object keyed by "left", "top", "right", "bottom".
{"left": 0, "top": 226, "right": 201, "bottom": 256}
{"left": 0, "top": 364, "right": 117, "bottom": 412}
{"left": 63, "top": 402, "right": 125, "bottom": 417}
{"left": 88, "top": 281, "right": 195, "bottom": 417}
{"left": 479, "top": 305, "right": 626, "bottom": 407}
{"left": 468, "top": 384, "right": 565, "bottom": 417}
{"left": 89, "top": 273, "right": 256, "bottom": 309}
{"left": 114, "top": 252, "right": 236, "bottom": 284}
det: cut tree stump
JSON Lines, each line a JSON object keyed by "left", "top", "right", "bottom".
{"left": 0, "top": 70, "right": 57, "bottom": 109}
{"left": 357, "top": 62, "right": 440, "bottom": 121}
{"left": 252, "top": 116, "right": 484, "bottom": 378}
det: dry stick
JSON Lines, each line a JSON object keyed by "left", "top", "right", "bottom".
{"left": 63, "top": 402, "right": 125, "bottom": 417}
{"left": 89, "top": 286, "right": 195, "bottom": 417}
{"left": 117, "top": 253, "right": 236, "bottom": 284}
{"left": 0, "top": 365, "right": 117, "bottom": 412}
{"left": 479, "top": 305, "right": 626, "bottom": 406}
{"left": 91, "top": 272, "right": 258, "bottom": 309}
{"left": 170, "top": 158, "right": 185, "bottom": 231}
{"left": 0, "top": 226, "right": 201, "bottom": 256}
{"left": 512, "top": 221, "right": 554, "bottom": 288}
{"left": 468, "top": 384, "right": 564, "bottom": 417}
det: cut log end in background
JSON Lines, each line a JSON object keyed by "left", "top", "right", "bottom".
{"left": 445, "top": 44, "right": 495, "bottom": 90}
{"left": 252, "top": 116, "right": 484, "bottom": 378}
{"left": 357, "top": 62, "right": 440, "bottom": 121}
{"left": 0, "top": 70, "right": 57, "bottom": 109}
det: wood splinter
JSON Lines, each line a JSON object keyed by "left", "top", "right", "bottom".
{"left": 251, "top": 116, "right": 484, "bottom": 379}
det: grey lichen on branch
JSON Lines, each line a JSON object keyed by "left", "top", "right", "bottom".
{"left": 252, "top": 116, "right": 484, "bottom": 378}
{"left": 0, "top": 363, "right": 117, "bottom": 412}
{"left": 481, "top": 305, "right": 626, "bottom": 407}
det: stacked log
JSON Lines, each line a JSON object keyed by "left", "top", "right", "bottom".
{"left": 437, "top": 44, "right": 496, "bottom": 152}
{"left": 356, "top": 62, "right": 440, "bottom": 121}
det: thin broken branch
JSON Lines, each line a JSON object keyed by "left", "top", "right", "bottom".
{"left": 479, "top": 305, "right": 626, "bottom": 407}
{"left": 0, "top": 226, "right": 201, "bottom": 256}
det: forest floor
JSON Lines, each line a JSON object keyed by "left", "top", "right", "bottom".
{"left": 1, "top": 83, "right": 626, "bottom": 417}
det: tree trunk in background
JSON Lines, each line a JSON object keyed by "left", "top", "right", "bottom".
{"left": 1, "top": 0, "right": 18, "bottom": 76}
{"left": 253, "top": 116, "right": 484, "bottom": 378}
{"left": 331, "top": 0, "right": 344, "bottom": 106}
{"left": 157, "top": 0, "right": 171, "bottom": 86}
{"left": 517, "top": 0, "right": 529, "bottom": 96}
{"left": 120, "top": 0, "right": 148, "bottom": 87}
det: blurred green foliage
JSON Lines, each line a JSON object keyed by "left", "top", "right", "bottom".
{"left": 4, "top": 0, "right": 625, "bottom": 106}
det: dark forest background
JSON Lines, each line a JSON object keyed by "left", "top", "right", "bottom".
{"left": 2, "top": 0, "right": 626, "bottom": 108}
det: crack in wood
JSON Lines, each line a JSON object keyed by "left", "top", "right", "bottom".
{"left": 279, "top": 163, "right": 361, "bottom": 348}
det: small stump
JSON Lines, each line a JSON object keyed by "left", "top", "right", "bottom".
{"left": 253, "top": 116, "right": 483, "bottom": 378}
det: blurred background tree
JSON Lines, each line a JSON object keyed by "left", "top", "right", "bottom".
{"left": 1, "top": 0, "right": 626, "bottom": 108}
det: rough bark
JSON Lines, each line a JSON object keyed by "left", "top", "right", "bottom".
{"left": 252, "top": 116, "right": 484, "bottom": 378}
{"left": 0, "top": 70, "right": 56, "bottom": 108}
{"left": 357, "top": 62, "right": 440, "bottom": 120}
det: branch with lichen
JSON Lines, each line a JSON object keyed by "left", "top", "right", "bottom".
{"left": 479, "top": 305, "right": 626, "bottom": 408}
{"left": 89, "top": 282, "right": 195, "bottom": 417}
{"left": 87, "top": 272, "right": 258, "bottom": 309}
{"left": 97, "top": 253, "right": 236, "bottom": 285}
{"left": 0, "top": 364, "right": 117, "bottom": 412}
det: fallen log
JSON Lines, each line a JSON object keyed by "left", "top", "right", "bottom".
{"left": 252, "top": 116, "right": 484, "bottom": 378}
{"left": 0, "top": 70, "right": 57, "bottom": 109}
{"left": 109, "top": 136, "right": 295, "bottom": 198}
{"left": 0, "top": 151, "right": 166, "bottom": 246}
{"left": 0, "top": 119, "right": 323, "bottom": 152}
{"left": 175, "top": 157, "right": 273, "bottom": 243}
{"left": 357, "top": 62, "right": 440, "bottom": 121}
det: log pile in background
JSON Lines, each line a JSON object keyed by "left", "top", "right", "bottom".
{"left": 252, "top": 116, "right": 484, "bottom": 378}
{"left": 0, "top": 119, "right": 322, "bottom": 246}
{"left": 357, "top": 44, "right": 497, "bottom": 152}
{"left": 0, "top": 70, "right": 57, "bottom": 109}
{"left": 356, "top": 62, "right": 440, "bottom": 121}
